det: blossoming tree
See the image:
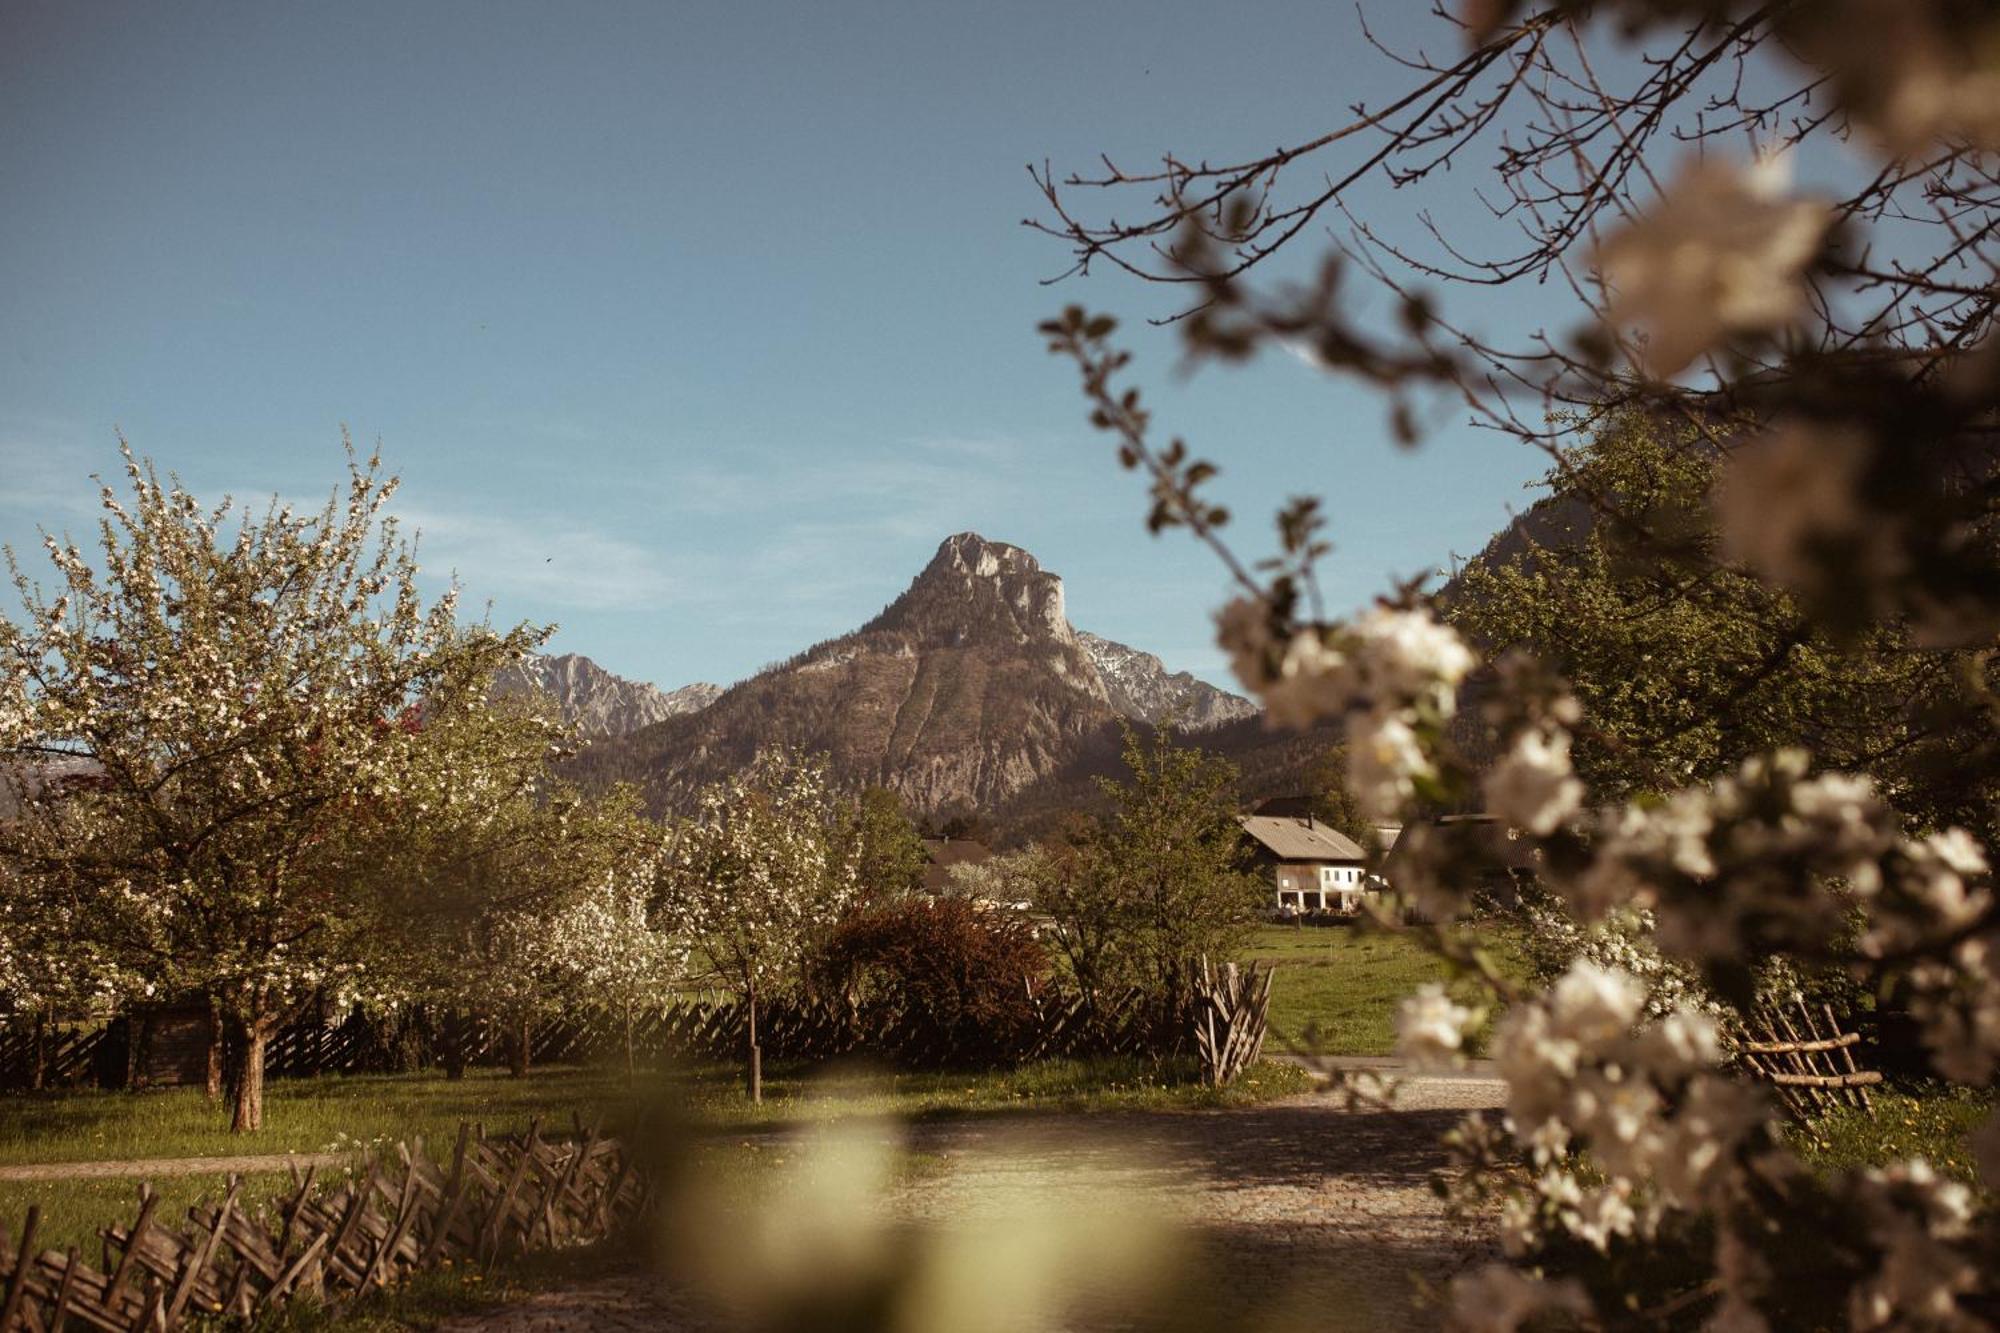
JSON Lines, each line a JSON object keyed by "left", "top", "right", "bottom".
{"left": 0, "top": 442, "right": 544, "bottom": 1129}
{"left": 659, "top": 750, "right": 857, "bottom": 1101}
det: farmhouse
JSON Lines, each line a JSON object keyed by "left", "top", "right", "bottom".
{"left": 1238, "top": 808, "right": 1371, "bottom": 914}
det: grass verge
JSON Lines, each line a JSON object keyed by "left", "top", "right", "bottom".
{"left": 1244, "top": 921, "right": 1525, "bottom": 1057}
{"left": 1790, "top": 1084, "right": 1997, "bottom": 1186}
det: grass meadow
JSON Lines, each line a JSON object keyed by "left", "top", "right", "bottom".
{"left": 1245, "top": 921, "right": 1528, "bottom": 1057}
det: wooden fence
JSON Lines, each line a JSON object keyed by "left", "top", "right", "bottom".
{"left": 0, "top": 1027, "right": 106, "bottom": 1092}
{"left": 1192, "top": 959, "right": 1274, "bottom": 1087}
{"left": 1736, "top": 1000, "right": 1880, "bottom": 1120}
{"left": 0, "top": 1119, "right": 647, "bottom": 1332}
{"left": 8, "top": 974, "right": 1269, "bottom": 1092}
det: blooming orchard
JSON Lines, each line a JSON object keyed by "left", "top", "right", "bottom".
{"left": 0, "top": 442, "right": 545, "bottom": 1129}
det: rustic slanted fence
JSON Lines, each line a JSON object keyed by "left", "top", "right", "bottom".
{"left": 0, "top": 1120, "right": 647, "bottom": 1333}
{"left": 1192, "top": 958, "right": 1274, "bottom": 1086}
{"left": 1736, "top": 1001, "right": 1880, "bottom": 1120}
{"left": 529, "top": 986, "right": 1171, "bottom": 1070}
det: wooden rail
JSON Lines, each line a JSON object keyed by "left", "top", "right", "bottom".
{"left": 1736, "top": 1001, "right": 1876, "bottom": 1120}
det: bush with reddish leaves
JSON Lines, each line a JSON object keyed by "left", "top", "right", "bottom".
{"left": 820, "top": 896, "right": 1049, "bottom": 1064}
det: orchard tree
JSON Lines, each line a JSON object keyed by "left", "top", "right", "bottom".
{"left": 374, "top": 778, "right": 656, "bottom": 1079}
{"left": 842, "top": 786, "right": 928, "bottom": 902}
{"left": 660, "top": 750, "right": 857, "bottom": 1101}
{"left": 1019, "top": 836, "right": 1128, "bottom": 1009}
{"left": 1036, "top": 1, "right": 2000, "bottom": 1323}
{"left": 1022, "top": 733, "right": 1261, "bottom": 1022}
{"left": 1091, "top": 726, "right": 1263, "bottom": 1015}
{"left": 556, "top": 820, "right": 686, "bottom": 1079}
{"left": 0, "top": 442, "right": 544, "bottom": 1130}
{"left": 0, "top": 831, "right": 139, "bottom": 1088}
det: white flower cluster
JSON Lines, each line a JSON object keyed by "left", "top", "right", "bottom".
{"left": 1485, "top": 961, "right": 1753, "bottom": 1254}
{"left": 1907, "top": 937, "right": 2000, "bottom": 1085}
{"left": 1519, "top": 898, "right": 1723, "bottom": 1023}
{"left": 1596, "top": 154, "right": 1831, "bottom": 376}
{"left": 1566, "top": 751, "right": 1899, "bottom": 963}
{"left": 1848, "top": 1161, "right": 1980, "bottom": 1330}
{"left": 1394, "top": 982, "right": 1481, "bottom": 1070}
{"left": 1216, "top": 599, "right": 1475, "bottom": 819}
{"left": 1483, "top": 724, "right": 1584, "bottom": 837}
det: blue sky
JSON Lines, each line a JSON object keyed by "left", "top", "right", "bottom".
{"left": 0, "top": 1, "right": 1573, "bottom": 691}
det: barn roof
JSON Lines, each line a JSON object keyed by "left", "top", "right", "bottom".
{"left": 1237, "top": 815, "right": 1367, "bottom": 863}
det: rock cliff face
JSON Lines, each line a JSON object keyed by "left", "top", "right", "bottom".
{"left": 570, "top": 533, "right": 1250, "bottom": 816}
{"left": 1077, "top": 631, "right": 1257, "bottom": 729}
{"left": 491, "top": 653, "right": 719, "bottom": 738}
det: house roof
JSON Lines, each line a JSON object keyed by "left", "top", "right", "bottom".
{"left": 1237, "top": 815, "right": 1367, "bottom": 863}
{"left": 921, "top": 837, "right": 993, "bottom": 893}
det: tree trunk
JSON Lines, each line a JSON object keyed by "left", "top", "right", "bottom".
{"left": 205, "top": 999, "right": 225, "bottom": 1102}
{"left": 746, "top": 980, "right": 762, "bottom": 1104}
{"left": 229, "top": 1017, "right": 268, "bottom": 1133}
{"left": 441, "top": 1009, "right": 469, "bottom": 1081}
{"left": 623, "top": 1000, "right": 636, "bottom": 1083}
{"left": 28, "top": 1007, "right": 48, "bottom": 1092}
{"left": 506, "top": 1011, "right": 531, "bottom": 1078}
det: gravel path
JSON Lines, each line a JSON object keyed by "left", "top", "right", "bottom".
{"left": 0, "top": 1151, "right": 350, "bottom": 1182}
{"left": 440, "top": 1073, "right": 1503, "bottom": 1332}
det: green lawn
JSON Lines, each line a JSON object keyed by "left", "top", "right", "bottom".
{"left": 0, "top": 1066, "right": 651, "bottom": 1167}
{"left": 1244, "top": 921, "right": 1526, "bottom": 1057}
{"left": 0, "top": 1055, "right": 1312, "bottom": 1169}
{"left": 1792, "top": 1085, "right": 1998, "bottom": 1187}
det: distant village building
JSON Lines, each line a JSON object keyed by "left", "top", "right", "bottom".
{"left": 1237, "top": 807, "right": 1371, "bottom": 914}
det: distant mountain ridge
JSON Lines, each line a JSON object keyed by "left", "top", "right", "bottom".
{"left": 491, "top": 652, "right": 720, "bottom": 738}
{"left": 1077, "top": 631, "right": 1257, "bottom": 729}
{"left": 565, "top": 533, "right": 1257, "bottom": 816}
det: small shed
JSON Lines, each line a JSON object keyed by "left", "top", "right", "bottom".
{"left": 1238, "top": 813, "right": 1371, "bottom": 914}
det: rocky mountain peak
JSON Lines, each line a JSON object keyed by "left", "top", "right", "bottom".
{"left": 926, "top": 531, "right": 1043, "bottom": 580}
{"left": 1076, "top": 631, "right": 1258, "bottom": 730}
{"left": 866, "top": 532, "right": 1077, "bottom": 650}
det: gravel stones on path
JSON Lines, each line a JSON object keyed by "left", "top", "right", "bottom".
{"left": 439, "top": 1074, "right": 1504, "bottom": 1332}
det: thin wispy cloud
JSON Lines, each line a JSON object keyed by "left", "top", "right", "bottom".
{"left": 908, "top": 434, "right": 1022, "bottom": 462}
{"left": 395, "top": 504, "right": 685, "bottom": 613}
{"left": 0, "top": 422, "right": 122, "bottom": 530}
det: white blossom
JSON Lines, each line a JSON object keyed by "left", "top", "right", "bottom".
{"left": 1447, "top": 1264, "right": 1587, "bottom": 1333}
{"left": 1485, "top": 725, "right": 1584, "bottom": 836}
{"left": 1849, "top": 1161, "right": 1979, "bottom": 1330}
{"left": 1395, "top": 982, "right": 1480, "bottom": 1069}
{"left": 1597, "top": 155, "right": 1831, "bottom": 376}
